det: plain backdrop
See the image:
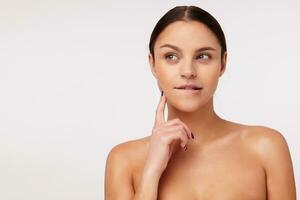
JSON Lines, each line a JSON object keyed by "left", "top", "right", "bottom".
{"left": 0, "top": 0, "right": 299, "bottom": 199}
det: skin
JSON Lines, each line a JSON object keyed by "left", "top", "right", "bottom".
{"left": 105, "top": 20, "right": 297, "bottom": 199}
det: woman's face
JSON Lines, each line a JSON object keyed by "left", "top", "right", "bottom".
{"left": 149, "top": 20, "right": 227, "bottom": 112}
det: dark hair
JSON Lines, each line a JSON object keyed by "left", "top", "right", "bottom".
{"left": 149, "top": 5, "right": 227, "bottom": 62}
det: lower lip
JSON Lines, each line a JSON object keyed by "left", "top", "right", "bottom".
{"left": 175, "top": 88, "right": 203, "bottom": 95}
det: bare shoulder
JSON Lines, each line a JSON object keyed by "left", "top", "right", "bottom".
{"left": 107, "top": 136, "right": 149, "bottom": 162}
{"left": 240, "top": 124, "right": 296, "bottom": 199}
{"left": 237, "top": 124, "right": 291, "bottom": 158}
{"left": 225, "top": 121, "right": 293, "bottom": 168}
{"left": 105, "top": 136, "right": 150, "bottom": 174}
{"left": 241, "top": 125, "right": 290, "bottom": 153}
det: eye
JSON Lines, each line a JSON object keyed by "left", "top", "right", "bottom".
{"left": 196, "top": 53, "right": 211, "bottom": 60}
{"left": 165, "top": 54, "right": 178, "bottom": 61}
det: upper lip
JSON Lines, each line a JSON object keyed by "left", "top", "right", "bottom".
{"left": 174, "top": 83, "right": 202, "bottom": 90}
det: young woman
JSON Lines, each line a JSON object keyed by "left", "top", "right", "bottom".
{"left": 105, "top": 5, "right": 296, "bottom": 200}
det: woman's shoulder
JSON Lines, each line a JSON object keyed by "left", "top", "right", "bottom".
{"left": 230, "top": 122, "right": 291, "bottom": 165}
{"left": 105, "top": 136, "right": 151, "bottom": 198}
{"left": 237, "top": 123, "right": 287, "bottom": 146}
{"left": 223, "top": 120, "right": 288, "bottom": 155}
{"left": 223, "top": 119, "right": 282, "bottom": 139}
{"left": 109, "top": 136, "right": 150, "bottom": 154}
{"left": 239, "top": 123, "right": 296, "bottom": 197}
{"left": 243, "top": 124, "right": 289, "bottom": 157}
{"left": 106, "top": 136, "right": 150, "bottom": 169}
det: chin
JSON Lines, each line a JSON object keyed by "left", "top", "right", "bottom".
{"left": 178, "top": 106, "right": 200, "bottom": 113}
{"left": 170, "top": 98, "right": 206, "bottom": 113}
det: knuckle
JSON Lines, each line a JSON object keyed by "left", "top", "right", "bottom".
{"left": 179, "top": 125, "right": 185, "bottom": 131}
{"left": 178, "top": 130, "right": 186, "bottom": 137}
{"left": 174, "top": 130, "right": 181, "bottom": 138}
{"left": 182, "top": 132, "right": 189, "bottom": 140}
{"left": 173, "top": 124, "right": 181, "bottom": 130}
{"left": 179, "top": 128, "right": 186, "bottom": 135}
{"left": 174, "top": 118, "right": 181, "bottom": 123}
{"left": 168, "top": 119, "right": 175, "bottom": 124}
{"left": 174, "top": 126, "right": 183, "bottom": 134}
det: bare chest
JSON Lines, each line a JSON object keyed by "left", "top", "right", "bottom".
{"left": 133, "top": 137, "right": 266, "bottom": 200}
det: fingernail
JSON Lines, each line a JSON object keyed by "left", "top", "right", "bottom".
{"left": 161, "top": 90, "right": 164, "bottom": 96}
{"left": 184, "top": 145, "right": 188, "bottom": 151}
{"left": 191, "top": 132, "right": 195, "bottom": 139}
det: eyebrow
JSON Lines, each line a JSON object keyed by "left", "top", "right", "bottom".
{"left": 159, "top": 43, "right": 217, "bottom": 52}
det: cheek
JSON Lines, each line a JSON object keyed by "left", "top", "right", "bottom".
{"left": 155, "top": 63, "right": 176, "bottom": 85}
{"left": 200, "top": 66, "right": 221, "bottom": 89}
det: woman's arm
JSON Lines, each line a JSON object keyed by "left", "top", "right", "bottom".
{"left": 105, "top": 143, "right": 135, "bottom": 199}
{"left": 255, "top": 127, "right": 297, "bottom": 200}
{"left": 133, "top": 169, "right": 161, "bottom": 200}
{"left": 105, "top": 93, "right": 192, "bottom": 199}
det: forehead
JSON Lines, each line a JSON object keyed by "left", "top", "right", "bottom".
{"left": 154, "top": 20, "right": 220, "bottom": 51}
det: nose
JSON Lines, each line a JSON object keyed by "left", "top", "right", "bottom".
{"left": 180, "top": 60, "right": 197, "bottom": 79}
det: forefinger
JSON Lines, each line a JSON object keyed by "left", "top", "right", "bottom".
{"left": 154, "top": 91, "right": 167, "bottom": 127}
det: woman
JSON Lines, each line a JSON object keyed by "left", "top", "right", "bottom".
{"left": 105, "top": 5, "right": 296, "bottom": 200}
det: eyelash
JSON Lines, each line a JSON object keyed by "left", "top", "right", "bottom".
{"left": 196, "top": 53, "right": 211, "bottom": 60}
{"left": 165, "top": 53, "right": 211, "bottom": 61}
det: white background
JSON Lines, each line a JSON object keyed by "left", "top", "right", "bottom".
{"left": 0, "top": 0, "right": 299, "bottom": 199}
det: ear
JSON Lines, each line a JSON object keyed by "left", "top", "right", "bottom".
{"left": 148, "top": 53, "right": 158, "bottom": 79}
{"left": 219, "top": 51, "right": 227, "bottom": 77}
{"left": 149, "top": 53, "right": 163, "bottom": 92}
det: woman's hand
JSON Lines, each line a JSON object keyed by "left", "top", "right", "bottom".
{"left": 142, "top": 91, "right": 194, "bottom": 178}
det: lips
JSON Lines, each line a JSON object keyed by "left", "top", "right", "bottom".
{"left": 175, "top": 84, "right": 202, "bottom": 90}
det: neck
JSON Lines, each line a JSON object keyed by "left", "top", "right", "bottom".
{"left": 166, "top": 98, "right": 224, "bottom": 141}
